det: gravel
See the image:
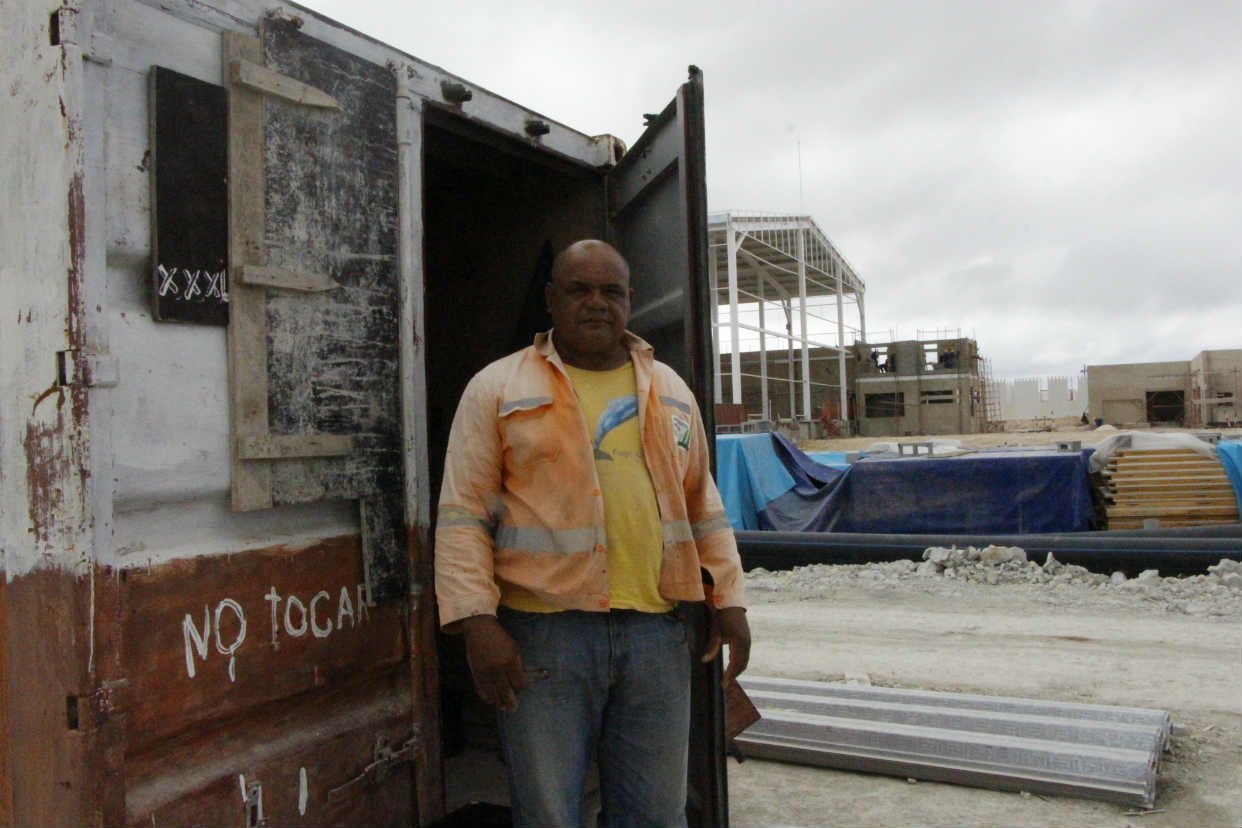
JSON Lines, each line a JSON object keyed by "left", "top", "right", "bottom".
{"left": 746, "top": 548, "right": 1242, "bottom": 619}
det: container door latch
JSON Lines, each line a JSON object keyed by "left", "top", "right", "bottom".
{"left": 326, "top": 733, "right": 417, "bottom": 801}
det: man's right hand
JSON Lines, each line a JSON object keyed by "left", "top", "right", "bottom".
{"left": 461, "top": 614, "right": 528, "bottom": 712}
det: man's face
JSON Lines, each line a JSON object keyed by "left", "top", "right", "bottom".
{"left": 545, "top": 245, "right": 633, "bottom": 361}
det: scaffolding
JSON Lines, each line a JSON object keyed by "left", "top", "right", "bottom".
{"left": 978, "top": 357, "right": 1003, "bottom": 431}
{"left": 709, "top": 211, "right": 866, "bottom": 431}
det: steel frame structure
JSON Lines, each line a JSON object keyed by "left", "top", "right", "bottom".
{"left": 708, "top": 211, "right": 865, "bottom": 428}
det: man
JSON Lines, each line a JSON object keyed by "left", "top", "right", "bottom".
{"left": 435, "top": 240, "right": 750, "bottom": 827}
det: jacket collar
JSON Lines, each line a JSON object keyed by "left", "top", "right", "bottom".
{"left": 504, "top": 330, "right": 654, "bottom": 404}
{"left": 532, "top": 328, "right": 654, "bottom": 363}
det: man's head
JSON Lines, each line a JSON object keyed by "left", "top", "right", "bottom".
{"left": 545, "top": 240, "right": 633, "bottom": 369}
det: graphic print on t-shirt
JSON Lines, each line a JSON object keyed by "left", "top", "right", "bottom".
{"left": 593, "top": 395, "right": 638, "bottom": 460}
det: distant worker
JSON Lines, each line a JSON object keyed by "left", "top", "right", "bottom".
{"left": 434, "top": 239, "right": 750, "bottom": 827}
{"left": 1080, "top": 411, "right": 1089, "bottom": 425}
{"left": 869, "top": 349, "right": 880, "bottom": 372}
{"left": 939, "top": 347, "right": 957, "bottom": 370}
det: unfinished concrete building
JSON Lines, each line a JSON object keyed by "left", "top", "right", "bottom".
{"left": 1087, "top": 349, "right": 1242, "bottom": 427}
{"left": 854, "top": 336, "right": 990, "bottom": 437}
{"left": 989, "top": 376, "right": 1090, "bottom": 421}
{"left": 709, "top": 212, "right": 865, "bottom": 432}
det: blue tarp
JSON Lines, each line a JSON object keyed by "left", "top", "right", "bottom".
{"left": 716, "top": 434, "right": 796, "bottom": 531}
{"left": 1219, "top": 441, "right": 1242, "bottom": 512}
{"left": 805, "top": 450, "right": 849, "bottom": 467}
{"left": 716, "top": 434, "right": 1096, "bottom": 534}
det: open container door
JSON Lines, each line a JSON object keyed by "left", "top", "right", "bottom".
{"left": 606, "top": 67, "right": 728, "bottom": 827}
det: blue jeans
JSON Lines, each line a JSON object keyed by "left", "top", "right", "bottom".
{"left": 496, "top": 608, "right": 692, "bottom": 828}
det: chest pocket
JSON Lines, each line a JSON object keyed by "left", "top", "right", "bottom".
{"left": 658, "top": 394, "right": 694, "bottom": 473}
{"left": 499, "top": 396, "right": 562, "bottom": 468}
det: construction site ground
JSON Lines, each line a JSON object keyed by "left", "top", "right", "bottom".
{"left": 730, "top": 425, "right": 1242, "bottom": 827}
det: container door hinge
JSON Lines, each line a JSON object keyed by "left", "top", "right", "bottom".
{"left": 326, "top": 732, "right": 417, "bottom": 801}
{"left": 85, "top": 31, "right": 114, "bottom": 66}
{"left": 57, "top": 350, "right": 119, "bottom": 388}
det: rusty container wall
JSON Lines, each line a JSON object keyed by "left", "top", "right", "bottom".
{"left": 44, "top": 0, "right": 429, "bottom": 823}
{"left": 3, "top": 0, "right": 695, "bottom": 825}
{"left": 1, "top": 0, "right": 100, "bottom": 824}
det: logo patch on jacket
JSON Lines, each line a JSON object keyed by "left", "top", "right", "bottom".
{"left": 671, "top": 412, "right": 691, "bottom": 451}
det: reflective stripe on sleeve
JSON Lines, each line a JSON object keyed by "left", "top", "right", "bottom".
{"left": 661, "top": 520, "right": 695, "bottom": 545}
{"left": 494, "top": 524, "right": 600, "bottom": 554}
{"left": 437, "top": 506, "right": 494, "bottom": 532}
{"left": 659, "top": 395, "right": 693, "bottom": 416}
{"left": 691, "top": 514, "right": 733, "bottom": 539}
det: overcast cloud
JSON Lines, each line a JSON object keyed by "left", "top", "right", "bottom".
{"left": 305, "top": 0, "right": 1240, "bottom": 379}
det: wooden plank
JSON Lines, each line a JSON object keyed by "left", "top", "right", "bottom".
{"left": 1108, "top": 506, "right": 1239, "bottom": 519}
{"left": 229, "top": 57, "right": 342, "bottom": 110}
{"left": 237, "top": 264, "right": 340, "bottom": 292}
{"left": 224, "top": 31, "right": 272, "bottom": 511}
{"left": 1108, "top": 497, "right": 1234, "bottom": 506}
{"left": 237, "top": 433, "right": 353, "bottom": 459}
{"left": 1109, "top": 461, "right": 1221, "bottom": 470}
{"left": 1107, "top": 461, "right": 1223, "bottom": 471}
{"left": 1105, "top": 471, "right": 1229, "bottom": 482}
{"left": 1112, "top": 456, "right": 1217, "bottom": 464}
{"left": 119, "top": 536, "right": 406, "bottom": 754}
{"left": 1117, "top": 449, "right": 1212, "bottom": 456}
{"left": 1104, "top": 480, "right": 1233, "bottom": 492}
{"left": 1108, "top": 517, "right": 1238, "bottom": 529}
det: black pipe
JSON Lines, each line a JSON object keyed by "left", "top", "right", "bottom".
{"left": 1087, "top": 523, "right": 1242, "bottom": 538}
{"left": 736, "top": 530, "right": 1242, "bottom": 577}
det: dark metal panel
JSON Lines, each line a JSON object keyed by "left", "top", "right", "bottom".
{"left": 148, "top": 67, "right": 229, "bottom": 325}
{"left": 607, "top": 68, "right": 725, "bottom": 828}
{"left": 260, "top": 19, "right": 407, "bottom": 601}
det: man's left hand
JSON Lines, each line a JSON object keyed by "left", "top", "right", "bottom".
{"left": 701, "top": 606, "right": 751, "bottom": 687}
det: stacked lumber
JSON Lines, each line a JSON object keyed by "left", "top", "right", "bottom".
{"left": 1100, "top": 448, "right": 1240, "bottom": 529}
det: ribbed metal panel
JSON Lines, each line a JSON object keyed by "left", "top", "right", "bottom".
{"left": 737, "top": 677, "right": 1170, "bottom": 808}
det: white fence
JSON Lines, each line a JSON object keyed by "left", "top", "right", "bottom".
{"left": 988, "top": 376, "right": 1088, "bottom": 421}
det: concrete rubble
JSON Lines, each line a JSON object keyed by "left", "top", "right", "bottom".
{"left": 747, "top": 550, "right": 1242, "bottom": 618}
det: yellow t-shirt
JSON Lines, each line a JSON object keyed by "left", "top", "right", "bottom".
{"left": 500, "top": 361, "right": 672, "bottom": 613}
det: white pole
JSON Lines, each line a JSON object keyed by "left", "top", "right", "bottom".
{"left": 726, "top": 216, "right": 743, "bottom": 405}
{"left": 758, "top": 275, "right": 768, "bottom": 419}
{"left": 797, "top": 227, "right": 811, "bottom": 422}
{"left": 710, "top": 236, "right": 722, "bottom": 405}
{"left": 835, "top": 256, "right": 848, "bottom": 433}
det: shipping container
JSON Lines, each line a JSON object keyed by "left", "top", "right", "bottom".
{"left": 0, "top": 0, "right": 724, "bottom": 824}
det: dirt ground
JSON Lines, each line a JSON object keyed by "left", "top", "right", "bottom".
{"left": 729, "top": 573, "right": 1242, "bottom": 828}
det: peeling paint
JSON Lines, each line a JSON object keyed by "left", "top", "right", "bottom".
{"left": 1, "top": 0, "right": 91, "bottom": 577}
{"left": 24, "top": 419, "right": 70, "bottom": 547}
{"left": 67, "top": 173, "right": 86, "bottom": 349}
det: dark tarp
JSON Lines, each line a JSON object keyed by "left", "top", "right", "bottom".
{"left": 720, "top": 433, "right": 1096, "bottom": 534}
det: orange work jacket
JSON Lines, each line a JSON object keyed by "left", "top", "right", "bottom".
{"left": 434, "top": 330, "right": 745, "bottom": 629}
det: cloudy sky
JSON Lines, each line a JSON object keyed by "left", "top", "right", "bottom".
{"left": 305, "top": 0, "right": 1239, "bottom": 379}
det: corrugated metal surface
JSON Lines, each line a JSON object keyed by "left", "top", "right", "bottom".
{"left": 737, "top": 676, "right": 1171, "bottom": 808}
